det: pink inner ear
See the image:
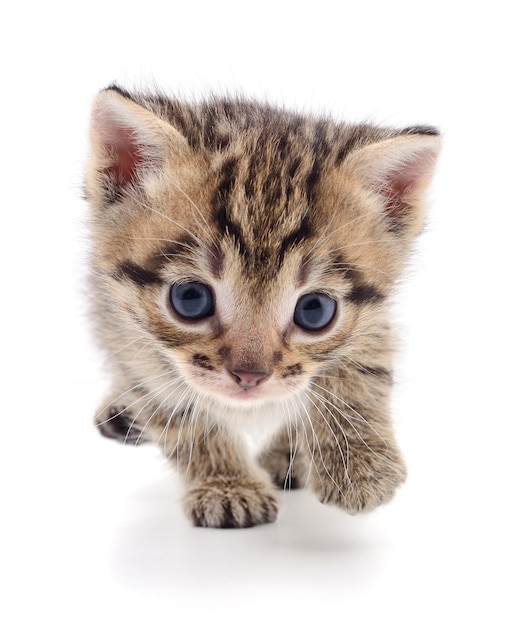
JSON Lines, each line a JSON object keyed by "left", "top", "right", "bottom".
{"left": 104, "top": 125, "right": 146, "bottom": 187}
{"left": 379, "top": 149, "right": 436, "bottom": 225}
{"left": 380, "top": 166, "right": 415, "bottom": 222}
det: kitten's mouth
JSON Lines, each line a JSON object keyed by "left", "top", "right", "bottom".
{"left": 218, "top": 381, "right": 267, "bottom": 404}
{"left": 221, "top": 379, "right": 301, "bottom": 407}
{"left": 185, "top": 368, "right": 301, "bottom": 407}
{"left": 199, "top": 379, "right": 284, "bottom": 406}
{"left": 231, "top": 388, "right": 261, "bottom": 401}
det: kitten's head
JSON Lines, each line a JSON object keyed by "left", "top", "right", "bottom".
{"left": 86, "top": 87, "right": 440, "bottom": 410}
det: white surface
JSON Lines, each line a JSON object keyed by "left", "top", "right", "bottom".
{"left": 2, "top": 1, "right": 510, "bottom": 624}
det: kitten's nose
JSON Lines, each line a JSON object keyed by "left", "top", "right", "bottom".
{"left": 229, "top": 369, "right": 270, "bottom": 389}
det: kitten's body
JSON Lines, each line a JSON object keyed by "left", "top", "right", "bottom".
{"left": 86, "top": 86, "right": 440, "bottom": 528}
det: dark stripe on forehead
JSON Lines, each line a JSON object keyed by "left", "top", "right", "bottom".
{"left": 116, "top": 262, "right": 162, "bottom": 286}
{"left": 214, "top": 156, "right": 250, "bottom": 258}
{"left": 305, "top": 158, "right": 322, "bottom": 203}
{"left": 216, "top": 157, "right": 238, "bottom": 204}
{"left": 278, "top": 215, "right": 313, "bottom": 265}
{"left": 216, "top": 206, "right": 249, "bottom": 259}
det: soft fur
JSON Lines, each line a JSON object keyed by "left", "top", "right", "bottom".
{"left": 86, "top": 86, "right": 440, "bottom": 528}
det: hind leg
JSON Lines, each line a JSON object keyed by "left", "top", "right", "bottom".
{"left": 258, "top": 425, "right": 307, "bottom": 490}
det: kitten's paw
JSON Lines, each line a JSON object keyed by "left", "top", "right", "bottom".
{"left": 311, "top": 451, "right": 407, "bottom": 514}
{"left": 95, "top": 404, "right": 149, "bottom": 445}
{"left": 183, "top": 476, "right": 280, "bottom": 528}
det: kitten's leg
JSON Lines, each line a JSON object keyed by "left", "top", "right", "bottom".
{"left": 162, "top": 420, "right": 280, "bottom": 528}
{"left": 94, "top": 388, "right": 158, "bottom": 445}
{"left": 95, "top": 390, "right": 279, "bottom": 527}
{"left": 258, "top": 426, "right": 307, "bottom": 490}
{"left": 304, "top": 365, "right": 406, "bottom": 513}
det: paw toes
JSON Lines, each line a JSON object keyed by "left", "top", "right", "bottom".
{"left": 312, "top": 456, "right": 407, "bottom": 513}
{"left": 185, "top": 478, "right": 279, "bottom": 529}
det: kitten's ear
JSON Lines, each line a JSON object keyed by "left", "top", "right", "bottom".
{"left": 88, "top": 87, "right": 189, "bottom": 196}
{"left": 345, "top": 130, "right": 441, "bottom": 234}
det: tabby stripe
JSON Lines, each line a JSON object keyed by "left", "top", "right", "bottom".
{"left": 278, "top": 215, "right": 312, "bottom": 265}
{"left": 116, "top": 262, "right": 162, "bottom": 286}
{"left": 335, "top": 131, "right": 367, "bottom": 165}
{"left": 352, "top": 363, "right": 392, "bottom": 381}
{"left": 216, "top": 157, "right": 238, "bottom": 203}
{"left": 214, "top": 157, "right": 250, "bottom": 257}
{"left": 304, "top": 158, "right": 322, "bottom": 202}
{"left": 192, "top": 353, "right": 215, "bottom": 371}
{"left": 216, "top": 206, "right": 249, "bottom": 258}
{"left": 346, "top": 284, "right": 384, "bottom": 305}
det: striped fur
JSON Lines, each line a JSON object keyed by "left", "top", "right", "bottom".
{"left": 86, "top": 86, "right": 440, "bottom": 528}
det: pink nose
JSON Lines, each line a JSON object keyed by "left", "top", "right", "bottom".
{"left": 230, "top": 369, "right": 269, "bottom": 389}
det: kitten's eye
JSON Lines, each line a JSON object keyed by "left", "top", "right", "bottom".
{"left": 294, "top": 293, "right": 337, "bottom": 331}
{"left": 170, "top": 282, "right": 214, "bottom": 320}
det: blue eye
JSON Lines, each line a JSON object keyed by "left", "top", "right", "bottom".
{"left": 170, "top": 282, "right": 214, "bottom": 320}
{"left": 294, "top": 293, "right": 336, "bottom": 331}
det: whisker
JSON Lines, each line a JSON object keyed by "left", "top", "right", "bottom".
{"left": 280, "top": 400, "right": 300, "bottom": 490}
{"left": 157, "top": 381, "right": 194, "bottom": 454}
{"left": 302, "top": 387, "right": 351, "bottom": 480}
{"left": 293, "top": 394, "right": 346, "bottom": 500}
{"left": 95, "top": 371, "right": 175, "bottom": 427}
{"left": 308, "top": 380, "right": 389, "bottom": 453}
{"left": 121, "top": 377, "right": 185, "bottom": 444}
{"left": 134, "top": 378, "right": 190, "bottom": 445}
{"left": 182, "top": 389, "right": 202, "bottom": 481}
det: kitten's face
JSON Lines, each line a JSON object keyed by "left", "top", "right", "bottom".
{"left": 87, "top": 88, "right": 439, "bottom": 412}
{"left": 98, "top": 174, "right": 358, "bottom": 409}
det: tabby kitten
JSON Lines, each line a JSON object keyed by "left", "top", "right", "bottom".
{"left": 86, "top": 86, "right": 440, "bottom": 528}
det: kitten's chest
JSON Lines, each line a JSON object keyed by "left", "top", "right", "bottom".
{"left": 218, "top": 400, "right": 299, "bottom": 456}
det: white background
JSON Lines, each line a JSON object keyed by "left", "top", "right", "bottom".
{"left": 2, "top": 1, "right": 510, "bottom": 624}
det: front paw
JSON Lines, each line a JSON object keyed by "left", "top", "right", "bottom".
{"left": 183, "top": 476, "right": 280, "bottom": 528}
{"left": 310, "top": 450, "right": 407, "bottom": 514}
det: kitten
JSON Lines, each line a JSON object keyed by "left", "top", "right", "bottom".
{"left": 86, "top": 85, "right": 440, "bottom": 528}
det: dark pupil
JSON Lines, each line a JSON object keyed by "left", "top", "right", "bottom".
{"left": 181, "top": 287, "right": 202, "bottom": 312}
{"left": 303, "top": 297, "right": 322, "bottom": 323}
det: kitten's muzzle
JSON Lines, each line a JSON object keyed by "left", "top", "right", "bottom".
{"left": 229, "top": 369, "right": 271, "bottom": 389}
